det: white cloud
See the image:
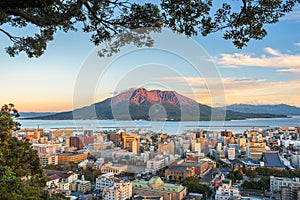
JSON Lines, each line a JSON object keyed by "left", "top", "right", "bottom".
{"left": 217, "top": 47, "right": 300, "bottom": 72}
{"left": 282, "top": 6, "right": 300, "bottom": 22}
{"left": 264, "top": 47, "right": 282, "bottom": 56}
{"left": 160, "top": 76, "right": 300, "bottom": 107}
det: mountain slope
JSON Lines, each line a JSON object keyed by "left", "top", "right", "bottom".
{"left": 19, "top": 112, "right": 55, "bottom": 118}
{"left": 225, "top": 104, "right": 300, "bottom": 115}
{"left": 27, "top": 88, "right": 286, "bottom": 121}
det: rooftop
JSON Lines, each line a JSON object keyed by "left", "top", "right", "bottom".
{"left": 168, "top": 166, "right": 190, "bottom": 172}
{"left": 262, "top": 151, "right": 285, "bottom": 168}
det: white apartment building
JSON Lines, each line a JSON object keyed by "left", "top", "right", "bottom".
{"left": 215, "top": 179, "right": 241, "bottom": 200}
{"left": 270, "top": 176, "right": 300, "bottom": 192}
{"left": 102, "top": 179, "right": 132, "bottom": 200}
{"left": 96, "top": 172, "right": 115, "bottom": 191}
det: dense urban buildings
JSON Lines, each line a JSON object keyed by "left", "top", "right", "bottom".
{"left": 12, "top": 125, "right": 300, "bottom": 199}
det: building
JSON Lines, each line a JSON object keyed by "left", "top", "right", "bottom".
{"left": 165, "top": 166, "right": 195, "bottom": 181}
{"left": 101, "top": 162, "right": 127, "bottom": 175}
{"left": 228, "top": 147, "right": 235, "bottom": 160}
{"left": 131, "top": 140, "right": 138, "bottom": 154}
{"left": 246, "top": 142, "right": 267, "bottom": 161}
{"left": 96, "top": 173, "right": 115, "bottom": 191}
{"left": 58, "top": 152, "right": 88, "bottom": 165}
{"left": 132, "top": 176, "right": 187, "bottom": 200}
{"left": 50, "top": 129, "right": 74, "bottom": 139}
{"left": 102, "top": 179, "right": 132, "bottom": 200}
{"left": 59, "top": 182, "right": 70, "bottom": 191}
{"left": 133, "top": 195, "right": 163, "bottom": 200}
{"left": 158, "top": 140, "right": 175, "bottom": 155}
{"left": 43, "top": 169, "right": 78, "bottom": 184}
{"left": 108, "top": 131, "right": 123, "bottom": 147}
{"left": 270, "top": 176, "right": 300, "bottom": 192}
{"left": 261, "top": 151, "right": 286, "bottom": 169}
{"left": 281, "top": 183, "right": 300, "bottom": 200}
{"left": 70, "top": 136, "right": 84, "bottom": 150}
{"left": 193, "top": 142, "right": 201, "bottom": 155}
{"left": 291, "top": 154, "right": 300, "bottom": 169}
{"left": 39, "top": 153, "right": 58, "bottom": 166}
{"left": 71, "top": 179, "right": 91, "bottom": 193}
{"left": 146, "top": 155, "right": 169, "bottom": 173}
{"left": 168, "top": 158, "right": 209, "bottom": 176}
{"left": 123, "top": 134, "right": 140, "bottom": 153}
{"left": 32, "top": 144, "right": 57, "bottom": 155}
{"left": 215, "top": 179, "right": 241, "bottom": 200}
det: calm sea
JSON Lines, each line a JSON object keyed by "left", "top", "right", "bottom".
{"left": 17, "top": 116, "right": 300, "bottom": 135}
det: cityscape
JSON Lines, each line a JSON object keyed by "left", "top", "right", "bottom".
{"left": 12, "top": 121, "right": 300, "bottom": 200}
{"left": 1, "top": 1, "right": 300, "bottom": 200}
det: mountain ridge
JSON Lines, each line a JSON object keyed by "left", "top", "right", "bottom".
{"left": 224, "top": 104, "right": 300, "bottom": 116}
{"left": 25, "top": 88, "right": 287, "bottom": 121}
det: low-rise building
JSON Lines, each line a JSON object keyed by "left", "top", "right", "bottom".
{"left": 101, "top": 162, "right": 127, "bottom": 175}
{"left": 132, "top": 176, "right": 187, "bottom": 200}
{"left": 59, "top": 182, "right": 70, "bottom": 191}
{"left": 43, "top": 169, "right": 78, "bottom": 184}
{"left": 70, "top": 179, "right": 91, "bottom": 193}
{"left": 165, "top": 166, "right": 195, "bottom": 181}
{"left": 215, "top": 179, "right": 241, "bottom": 200}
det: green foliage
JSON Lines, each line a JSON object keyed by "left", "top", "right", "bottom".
{"left": 183, "top": 177, "right": 212, "bottom": 198}
{"left": 0, "top": 0, "right": 299, "bottom": 57}
{"left": 228, "top": 169, "right": 244, "bottom": 183}
{"left": 0, "top": 111, "right": 47, "bottom": 199}
{"left": 255, "top": 167, "right": 300, "bottom": 178}
{"left": 242, "top": 177, "right": 270, "bottom": 191}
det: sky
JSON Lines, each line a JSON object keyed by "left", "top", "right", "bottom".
{"left": 0, "top": 4, "right": 300, "bottom": 112}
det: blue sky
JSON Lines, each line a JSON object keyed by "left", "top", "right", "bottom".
{"left": 0, "top": 4, "right": 300, "bottom": 112}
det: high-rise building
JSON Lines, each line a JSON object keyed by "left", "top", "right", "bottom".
{"left": 123, "top": 134, "right": 140, "bottom": 153}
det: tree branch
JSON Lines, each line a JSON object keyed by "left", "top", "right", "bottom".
{"left": 0, "top": 28, "right": 20, "bottom": 42}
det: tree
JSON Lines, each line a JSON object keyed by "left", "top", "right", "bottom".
{"left": 228, "top": 169, "right": 243, "bottom": 182}
{"left": 183, "top": 177, "right": 212, "bottom": 198}
{"left": 0, "top": 0, "right": 299, "bottom": 57}
{"left": 0, "top": 104, "right": 66, "bottom": 199}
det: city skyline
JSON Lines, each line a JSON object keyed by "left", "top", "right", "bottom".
{"left": 0, "top": 6, "right": 300, "bottom": 112}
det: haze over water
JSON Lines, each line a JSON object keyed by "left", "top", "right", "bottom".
{"left": 18, "top": 116, "right": 300, "bottom": 135}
